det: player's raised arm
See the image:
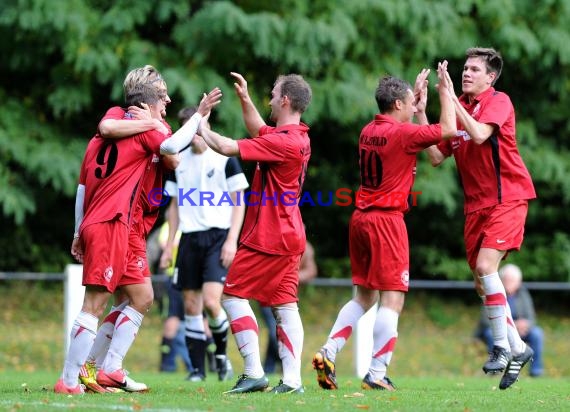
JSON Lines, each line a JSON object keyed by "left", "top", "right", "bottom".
{"left": 160, "top": 88, "right": 222, "bottom": 155}
{"left": 231, "top": 72, "right": 265, "bottom": 137}
{"left": 198, "top": 116, "right": 239, "bottom": 157}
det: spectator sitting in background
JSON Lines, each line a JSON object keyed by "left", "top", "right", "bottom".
{"left": 474, "top": 263, "right": 544, "bottom": 377}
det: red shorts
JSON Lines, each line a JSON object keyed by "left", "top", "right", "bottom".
{"left": 464, "top": 200, "right": 528, "bottom": 269}
{"left": 119, "top": 230, "right": 150, "bottom": 287}
{"left": 224, "top": 246, "right": 302, "bottom": 306}
{"left": 81, "top": 220, "right": 129, "bottom": 293}
{"left": 349, "top": 209, "right": 410, "bottom": 292}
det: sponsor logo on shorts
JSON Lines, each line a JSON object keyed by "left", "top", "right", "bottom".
{"left": 496, "top": 239, "right": 507, "bottom": 244}
{"left": 400, "top": 270, "right": 409, "bottom": 287}
{"left": 104, "top": 266, "right": 114, "bottom": 282}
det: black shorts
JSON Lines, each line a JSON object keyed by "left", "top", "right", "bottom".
{"left": 172, "top": 228, "right": 228, "bottom": 291}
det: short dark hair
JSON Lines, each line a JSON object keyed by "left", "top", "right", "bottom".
{"left": 276, "top": 74, "right": 312, "bottom": 113}
{"left": 375, "top": 76, "right": 412, "bottom": 113}
{"left": 125, "top": 84, "right": 162, "bottom": 108}
{"left": 178, "top": 107, "right": 197, "bottom": 127}
{"left": 466, "top": 47, "right": 503, "bottom": 85}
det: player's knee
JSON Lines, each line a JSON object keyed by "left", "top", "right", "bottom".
{"left": 474, "top": 261, "right": 496, "bottom": 277}
{"left": 130, "top": 292, "right": 154, "bottom": 313}
{"left": 203, "top": 296, "right": 221, "bottom": 313}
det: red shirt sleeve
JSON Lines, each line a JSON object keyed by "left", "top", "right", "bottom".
{"left": 237, "top": 127, "right": 287, "bottom": 163}
{"left": 136, "top": 129, "right": 166, "bottom": 155}
{"left": 98, "top": 106, "right": 125, "bottom": 131}
{"left": 476, "top": 92, "right": 512, "bottom": 129}
{"left": 437, "top": 138, "right": 453, "bottom": 157}
{"left": 399, "top": 123, "right": 443, "bottom": 154}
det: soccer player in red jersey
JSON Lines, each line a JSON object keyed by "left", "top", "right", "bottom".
{"left": 56, "top": 66, "right": 221, "bottom": 394}
{"left": 198, "top": 72, "right": 312, "bottom": 394}
{"left": 426, "top": 48, "right": 536, "bottom": 389}
{"left": 312, "top": 63, "right": 456, "bottom": 391}
{"left": 77, "top": 69, "right": 220, "bottom": 393}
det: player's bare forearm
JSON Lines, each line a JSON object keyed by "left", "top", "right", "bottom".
{"left": 452, "top": 97, "right": 494, "bottom": 144}
{"left": 437, "top": 63, "right": 457, "bottom": 138}
{"left": 199, "top": 123, "right": 240, "bottom": 157}
{"left": 98, "top": 118, "right": 163, "bottom": 138}
{"left": 425, "top": 145, "right": 446, "bottom": 167}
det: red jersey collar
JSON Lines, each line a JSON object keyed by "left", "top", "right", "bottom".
{"left": 459, "top": 87, "right": 496, "bottom": 107}
{"left": 373, "top": 114, "right": 398, "bottom": 123}
{"left": 272, "top": 122, "right": 310, "bottom": 133}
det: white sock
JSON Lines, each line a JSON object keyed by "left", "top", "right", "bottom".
{"left": 481, "top": 273, "right": 509, "bottom": 351}
{"left": 368, "top": 307, "right": 399, "bottom": 380}
{"left": 223, "top": 298, "right": 264, "bottom": 378}
{"left": 274, "top": 306, "right": 304, "bottom": 388}
{"left": 102, "top": 305, "right": 143, "bottom": 373}
{"left": 505, "top": 302, "right": 526, "bottom": 356}
{"left": 89, "top": 301, "right": 129, "bottom": 369}
{"left": 62, "top": 311, "right": 98, "bottom": 387}
{"left": 185, "top": 314, "right": 206, "bottom": 341}
{"left": 322, "top": 300, "right": 365, "bottom": 363}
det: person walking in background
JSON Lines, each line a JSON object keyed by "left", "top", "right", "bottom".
{"left": 260, "top": 239, "right": 317, "bottom": 374}
{"left": 426, "top": 47, "right": 536, "bottom": 390}
{"left": 313, "top": 63, "right": 456, "bottom": 391}
{"left": 160, "top": 106, "right": 249, "bottom": 382}
{"left": 474, "top": 263, "right": 544, "bottom": 377}
{"left": 198, "top": 72, "right": 312, "bottom": 394}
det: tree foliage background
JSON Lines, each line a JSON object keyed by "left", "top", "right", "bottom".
{"left": 1, "top": 0, "right": 569, "bottom": 281}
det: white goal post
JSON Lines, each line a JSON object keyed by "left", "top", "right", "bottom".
{"left": 63, "top": 264, "right": 85, "bottom": 353}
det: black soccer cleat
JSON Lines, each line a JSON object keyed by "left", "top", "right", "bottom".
{"left": 482, "top": 345, "right": 512, "bottom": 374}
{"left": 223, "top": 374, "right": 269, "bottom": 394}
{"left": 361, "top": 373, "right": 396, "bottom": 391}
{"left": 499, "top": 345, "right": 534, "bottom": 390}
{"left": 269, "top": 380, "right": 305, "bottom": 394}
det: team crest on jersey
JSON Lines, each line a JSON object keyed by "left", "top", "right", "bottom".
{"left": 104, "top": 266, "right": 114, "bottom": 282}
{"left": 151, "top": 154, "right": 160, "bottom": 163}
{"left": 137, "top": 256, "right": 145, "bottom": 271}
{"left": 472, "top": 103, "right": 481, "bottom": 116}
{"left": 400, "top": 270, "right": 410, "bottom": 287}
{"left": 452, "top": 130, "right": 471, "bottom": 150}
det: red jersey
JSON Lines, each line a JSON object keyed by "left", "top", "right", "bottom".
{"left": 99, "top": 107, "right": 172, "bottom": 237}
{"left": 355, "top": 114, "right": 442, "bottom": 212}
{"left": 237, "top": 123, "right": 311, "bottom": 255}
{"left": 79, "top": 110, "right": 166, "bottom": 232}
{"left": 437, "top": 87, "right": 536, "bottom": 214}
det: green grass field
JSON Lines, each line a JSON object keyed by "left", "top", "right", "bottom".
{"left": 1, "top": 282, "right": 569, "bottom": 411}
{"left": 1, "top": 371, "right": 569, "bottom": 411}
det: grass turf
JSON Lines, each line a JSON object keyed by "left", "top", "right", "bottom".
{"left": 1, "top": 282, "right": 569, "bottom": 411}
{"left": 1, "top": 371, "right": 569, "bottom": 412}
